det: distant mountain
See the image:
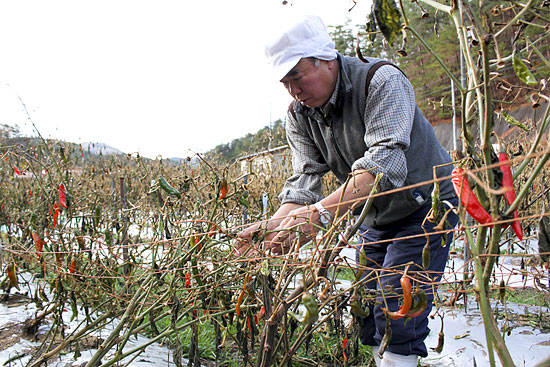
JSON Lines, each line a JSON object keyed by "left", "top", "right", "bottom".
{"left": 81, "top": 142, "right": 124, "bottom": 155}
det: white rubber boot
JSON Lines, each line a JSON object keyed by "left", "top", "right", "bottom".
{"left": 370, "top": 346, "right": 382, "bottom": 367}
{"left": 379, "top": 350, "right": 419, "bottom": 367}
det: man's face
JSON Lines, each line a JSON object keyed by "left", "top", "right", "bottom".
{"left": 280, "top": 58, "right": 337, "bottom": 108}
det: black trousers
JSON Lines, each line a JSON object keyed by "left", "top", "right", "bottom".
{"left": 356, "top": 198, "right": 459, "bottom": 357}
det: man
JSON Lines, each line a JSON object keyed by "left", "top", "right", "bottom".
{"left": 238, "top": 15, "right": 458, "bottom": 366}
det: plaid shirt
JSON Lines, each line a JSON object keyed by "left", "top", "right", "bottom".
{"left": 281, "top": 64, "right": 417, "bottom": 205}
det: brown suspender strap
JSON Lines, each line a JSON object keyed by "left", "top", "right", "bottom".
{"left": 365, "top": 60, "right": 406, "bottom": 97}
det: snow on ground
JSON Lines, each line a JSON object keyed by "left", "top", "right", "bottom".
{"left": 423, "top": 238, "right": 550, "bottom": 366}
{"left": 340, "top": 240, "right": 550, "bottom": 367}
{"left": 1, "top": 237, "right": 549, "bottom": 366}
{"left": 0, "top": 272, "right": 176, "bottom": 366}
{"left": 423, "top": 295, "right": 550, "bottom": 367}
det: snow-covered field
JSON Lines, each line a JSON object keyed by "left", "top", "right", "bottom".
{"left": 1, "top": 238, "right": 549, "bottom": 366}
{"left": 0, "top": 272, "right": 174, "bottom": 366}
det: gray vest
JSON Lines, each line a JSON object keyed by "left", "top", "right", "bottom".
{"left": 290, "top": 54, "right": 455, "bottom": 227}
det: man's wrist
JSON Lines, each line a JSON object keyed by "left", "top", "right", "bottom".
{"left": 313, "top": 202, "right": 331, "bottom": 226}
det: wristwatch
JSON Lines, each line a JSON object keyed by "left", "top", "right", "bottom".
{"left": 313, "top": 202, "right": 331, "bottom": 227}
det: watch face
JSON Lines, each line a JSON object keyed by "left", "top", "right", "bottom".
{"left": 319, "top": 212, "right": 329, "bottom": 226}
{"left": 314, "top": 203, "right": 330, "bottom": 226}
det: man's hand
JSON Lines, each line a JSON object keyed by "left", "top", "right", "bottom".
{"left": 235, "top": 203, "right": 304, "bottom": 256}
{"left": 267, "top": 205, "right": 322, "bottom": 254}
{"left": 235, "top": 220, "right": 270, "bottom": 256}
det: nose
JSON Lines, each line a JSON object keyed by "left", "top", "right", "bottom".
{"left": 287, "top": 82, "right": 301, "bottom": 98}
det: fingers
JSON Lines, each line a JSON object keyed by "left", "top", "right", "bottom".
{"left": 235, "top": 221, "right": 265, "bottom": 257}
{"left": 267, "top": 216, "right": 293, "bottom": 252}
{"left": 238, "top": 222, "right": 262, "bottom": 242}
{"left": 235, "top": 207, "right": 319, "bottom": 257}
{"left": 234, "top": 237, "right": 253, "bottom": 256}
{"left": 268, "top": 215, "right": 305, "bottom": 254}
{"left": 268, "top": 231, "right": 292, "bottom": 254}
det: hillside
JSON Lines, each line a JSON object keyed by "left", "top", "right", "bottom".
{"left": 206, "top": 119, "right": 287, "bottom": 164}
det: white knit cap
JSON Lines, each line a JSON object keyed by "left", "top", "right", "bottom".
{"left": 264, "top": 15, "right": 337, "bottom": 81}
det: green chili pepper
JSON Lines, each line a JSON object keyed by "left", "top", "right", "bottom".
{"left": 6, "top": 264, "right": 19, "bottom": 290}
{"left": 440, "top": 229, "right": 447, "bottom": 248}
{"left": 433, "top": 330, "right": 444, "bottom": 353}
{"left": 350, "top": 296, "right": 370, "bottom": 318}
{"left": 355, "top": 250, "right": 368, "bottom": 282}
{"left": 428, "top": 180, "right": 441, "bottom": 223}
{"left": 105, "top": 228, "right": 113, "bottom": 246}
{"left": 499, "top": 280, "right": 506, "bottom": 302}
{"left": 512, "top": 52, "right": 537, "bottom": 86}
{"left": 501, "top": 111, "right": 528, "bottom": 131}
{"left": 260, "top": 260, "right": 270, "bottom": 277}
{"left": 70, "top": 291, "right": 79, "bottom": 321}
{"left": 378, "top": 317, "right": 392, "bottom": 358}
{"left": 422, "top": 243, "right": 431, "bottom": 269}
{"left": 404, "top": 288, "right": 428, "bottom": 325}
{"left": 158, "top": 176, "right": 181, "bottom": 199}
{"left": 289, "top": 292, "right": 319, "bottom": 325}
{"left": 302, "top": 292, "right": 319, "bottom": 325}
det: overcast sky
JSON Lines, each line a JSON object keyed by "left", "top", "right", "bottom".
{"left": 0, "top": 0, "right": 370, "bottom": 159}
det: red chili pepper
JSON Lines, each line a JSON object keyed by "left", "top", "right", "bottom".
{"left": 382, "top": 275, "right": 412, "bottom": 319}
{"left": 497, "top": 152, "right": 523, "bottom": 240}
{"left": 32, "top": 232, "right": 45, "bottom": 260}
{"left": 342, "top": 338, "right": 350, "bottom": 362}
{"left": 451, "top": 167, "right": 493, "bottom": 226}
{"left": 185, "top": 272, "right": 191, "bottom": 288}
{"left": 219, "top": 179, "right": 228, "bottom": 200}
{"left": 257, "top": 305, "right": 265, "bottom": 320}
{"left": 190, "top": 301, "right": 197, "bottom": 317}
{"left": 235, "top": 289, "right": 245, "bottom": 316}
{"left": 58, "top": 184, "right": 68, "bottom": 209}
{"left": 69, "top": 259, "right": 77, "bottom": 274}
{"left": 246, "top": 316, "right": 252, "bottom": 333}
{"left": 50, "top": 203, "right": 60, "bottom": 228}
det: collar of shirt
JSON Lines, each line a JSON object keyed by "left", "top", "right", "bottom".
{"left": 319, "top": 67, "right": 341, "bottom": 119}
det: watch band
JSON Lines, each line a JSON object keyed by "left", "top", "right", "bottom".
{"left": 313, "top": 202, "right": 331, "bottom": 226}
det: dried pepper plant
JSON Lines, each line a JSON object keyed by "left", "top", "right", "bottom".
{"left": 1, "top": 1, "right": 550, "bottom": 365}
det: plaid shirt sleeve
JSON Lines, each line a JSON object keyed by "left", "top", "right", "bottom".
{"left": 278, "top": 112, "right": 330, "bottom": 205}
{"left": 351, "top": 65, "right": 416, "bottom": 190}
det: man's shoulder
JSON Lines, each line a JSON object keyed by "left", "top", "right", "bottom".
{"left": 339, "top": 55, "right": 406, "bottom": 93}
{"left": 340, "top": 54, "right": 390, "bottom": 69}
{"left": 371, "top": 63, "right": 407, "bottom": 81}
{"left": 340, "top": 55, "right": 403, "bottom": 81}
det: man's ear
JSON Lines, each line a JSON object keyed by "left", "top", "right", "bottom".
{"left": 327, "top": 59, "right": 338, "bottom": 70}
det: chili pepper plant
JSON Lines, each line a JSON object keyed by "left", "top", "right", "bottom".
{"left": 364, "top": 0, "right": 550, "bottom": 365}
{"left": 1, "top": 1, "right": 550, "bottom": 366}
{"left": 0, "top": 137, "right": 375, "bottom": 366}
